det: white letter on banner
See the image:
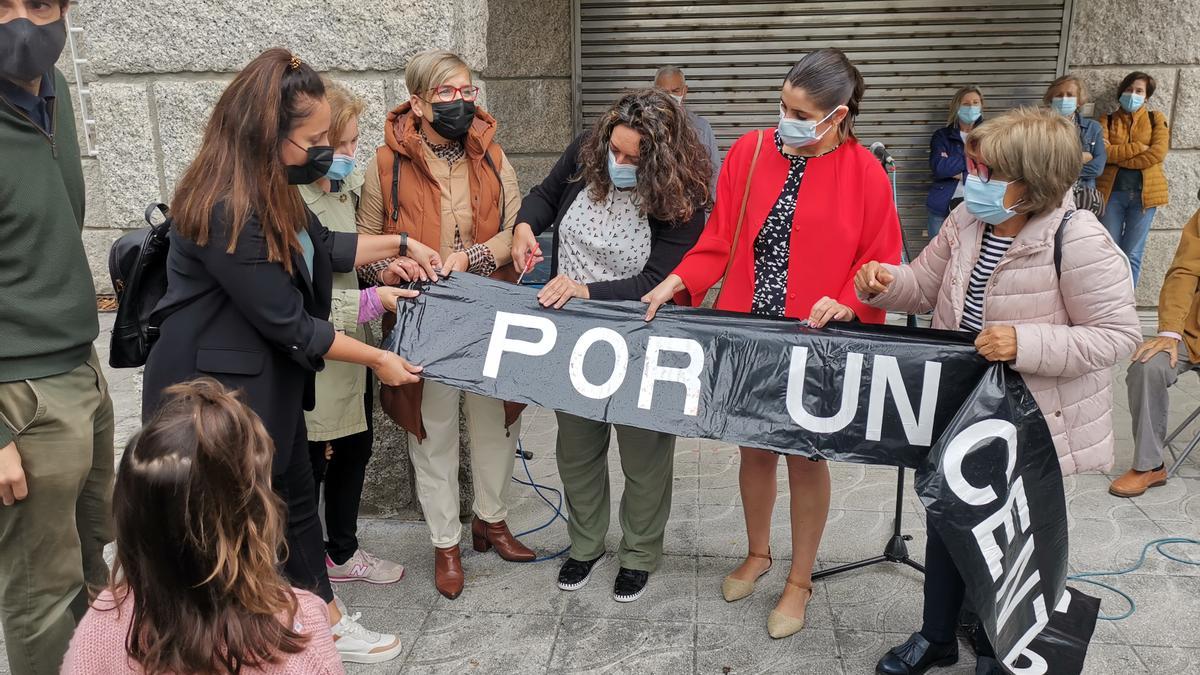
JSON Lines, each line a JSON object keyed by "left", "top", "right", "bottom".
{"left": 569, "top": 327, "right": 629, "bottom": 399}
{"left": 786, "top": 346, "right": 863, "bottom": 433}
{"left": 638, "top": 337, "right": 704, "bottom": 416}
{"left": 866, "top": 356, "right": 942, "bottom": 446}
{"left": 1002, "top": 595, "right": 1050, "bottom": 675}
{"left": 482, "top": 312, "right": 558, "bottom": 379}
{"left": 942, "top": 419, "right": 1018, "bottom": 507}
{"left": 972, "top": 477, "right": 1032, "bottom": 581}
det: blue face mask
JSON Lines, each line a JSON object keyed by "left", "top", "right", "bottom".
{"left": 957, "top": 105, "right": 982, "bottom": 125}
{"left": 1119, "top": 92, "right": 1145, "bottom": 113}
{"left": 607, "top": 149, "right": 638, "bottom": 189}
{"left": 325, "top": 154, "right": 356, "bottom": 181}
{"left": 778, "top": 105, "right": 840, "bottom": 148}
{"left": 964, "top": 174, "right": 1022, "bottom": 225}
{"left": 1051, "top": 96, "right": 1077, "bottom": 116}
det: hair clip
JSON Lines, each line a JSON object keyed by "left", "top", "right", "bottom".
{"left": 289, "top": 55, "right": 303, "bottom": 71}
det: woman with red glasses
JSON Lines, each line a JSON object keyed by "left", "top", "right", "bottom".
{"left": 357, "top": 49, "right": 531, "bottom": 601}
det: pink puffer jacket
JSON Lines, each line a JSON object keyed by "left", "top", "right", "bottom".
{"left": 863, "top": 196, "right": 1140, "bottom": 475}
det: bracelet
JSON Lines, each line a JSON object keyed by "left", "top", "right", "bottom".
{"left": 399, "top": 232, "right": 408, "bottom": 258}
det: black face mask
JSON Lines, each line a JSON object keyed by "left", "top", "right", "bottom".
{"left": 430, "top": 99, "right": 476, "bottom": 140}
{"left": 0, "top": 18, "right": 68, "bottom": 83}
{"left": 285, "top": 140, "right": 335, "bottom": 185}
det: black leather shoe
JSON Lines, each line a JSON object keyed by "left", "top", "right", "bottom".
{"left": 876, "top": 632, "right": 958, "bottom": 675}
{"left": 975, "top": 656, "right": 1003, "bottom": 675}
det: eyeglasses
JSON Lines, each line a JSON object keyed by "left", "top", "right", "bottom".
{"left": 423, "top": 84, "right": 481, "bottom": 103}
{"left": 967, "top": 155, "right": 991, "bottom": 183}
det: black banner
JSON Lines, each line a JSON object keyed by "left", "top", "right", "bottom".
{"left": 388, "top": 274, "right": 1098, "bottom": 673}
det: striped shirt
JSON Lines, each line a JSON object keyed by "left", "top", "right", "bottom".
{"left": 960, "top": 226, "right": 1015, "bottom": 332}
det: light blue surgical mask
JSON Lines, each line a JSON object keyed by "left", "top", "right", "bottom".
{"left": 325, "top": 153, "right": 356, "bottom": 181}
{"left": 1119, "top": 92, "right": 1145, "bottom": 113}
{"left": 778, "top": 105, "right": 840, "bottom": 148}
{"left": 607, "top": 149, "right": 638, "bottom": 189}
{"left": 1051, "top": 96, "right": 1078, "bottom": 117}
{"left": 957, "top": 105, "right": 982, "bottom": 125}
{"left": 964, "top": 174, "right": 1022, "bottom": 225}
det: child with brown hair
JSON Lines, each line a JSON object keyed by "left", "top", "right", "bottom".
{"left": 63, "top": 379, "right": 346, "bottom": 674}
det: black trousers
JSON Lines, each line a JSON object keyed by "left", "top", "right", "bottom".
{"left": 276, "top": 415, "right": 334, "bottom": 603}
{"left": 920, "top": 524, "right": 994, "bottom": 657}
{"left": 308, "top": 385, "right": 374, "bottom": 566}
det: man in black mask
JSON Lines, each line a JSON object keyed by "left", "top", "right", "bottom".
{"left": 0, "top": 2, "right": 116, "bottom": 673}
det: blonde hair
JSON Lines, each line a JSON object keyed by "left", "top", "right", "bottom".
{"left": 967, "top": 106, "right": 1083, "bottom": 215}
{"left": 947, "top": 85, "right": 984, "bottom": 126}
{"left": 1043, "top": 74, "right": 1089, "bottom": 106}
{"left": 405, "top": 49, "right": 470, "bottom": 101}
{"left": 323, "top": 78, "right": 366, "bottom": 147}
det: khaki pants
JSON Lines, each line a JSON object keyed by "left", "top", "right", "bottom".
{"left": 0, "top": 351, "right": 114, "bottom": 675}
{"left": 408, "top": 380, "right": 519, "bottom": 547}
{"left": 555, "top": 412, "right": 676, "bottom": 572}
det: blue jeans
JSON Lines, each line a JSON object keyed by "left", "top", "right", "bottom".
{"left": 927, "top": 210, "right": 948, "bottom": 237}
{"left": 1100, "top": 190, "right": 1156, "bottom": 285}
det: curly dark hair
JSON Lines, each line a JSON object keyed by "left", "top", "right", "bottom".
{"left": 576, "top": 88, "right": 713, "bottom": 223}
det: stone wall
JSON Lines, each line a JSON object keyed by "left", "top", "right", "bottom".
{"left": 1069, "top": 0, "right": 1200, "bottom": 306}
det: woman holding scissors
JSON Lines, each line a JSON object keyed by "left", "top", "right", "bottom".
{"left": 511, "top": 88, "right": 710, "bottom": 602}
{"left": 356, "top": 49, "right": 529, "bottom": 601}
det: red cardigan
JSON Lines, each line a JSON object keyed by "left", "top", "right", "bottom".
{"left": 673, "top": 131, "right": 902, "bottom": 323}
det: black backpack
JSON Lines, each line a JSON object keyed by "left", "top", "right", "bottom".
{"left": 107, "top": 203, "right": 171, "bottom": 368}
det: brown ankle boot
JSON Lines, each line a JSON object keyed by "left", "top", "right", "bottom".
{"left": 1109, "top": 467, "right": 1168, "bottom": 497}
{"left": 434, "top": 545, "right": 464, "bottom": 599}
{"left": 471, "top": 516, "right": 536, "bottom": 562}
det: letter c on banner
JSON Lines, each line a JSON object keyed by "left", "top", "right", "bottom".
{"left": 482, "top": 311, "right": 558, "bottom": 379}
{"left": 569, "top": 327, "right": 629, "bottom": 399}
{"left": 942, "top": 418, "right": 1018, "bottom": 506}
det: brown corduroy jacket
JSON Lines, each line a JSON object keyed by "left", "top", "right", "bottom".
{"left": 1158, "top": 209, "right": 1200, "bottom": 361}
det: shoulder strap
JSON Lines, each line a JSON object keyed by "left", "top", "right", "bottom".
{"left": 482, "top": 149, "right": 506, "bottom": 231}
{"left": 714, "top": 130, "right": 765, "bottom": 305}
{"left": 1054, "top": 209, "right": 1074, "bottom": 278}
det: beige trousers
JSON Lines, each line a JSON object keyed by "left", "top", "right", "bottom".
{"left": 407, "top": 380, "right": 519, "bottom": 547}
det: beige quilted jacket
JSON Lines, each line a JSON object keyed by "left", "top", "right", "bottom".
{"left": 864, "top": 197, "right": 1140, "bottom": 475}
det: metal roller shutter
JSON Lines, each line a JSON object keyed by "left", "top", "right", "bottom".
{"left": 574, "top": 0, "right": 1073, "bottom": 251}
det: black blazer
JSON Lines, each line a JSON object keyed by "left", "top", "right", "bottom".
{"left": 141, "top": 205, "right": 357, "bottom": 458}
{"left": 516, "top": 133, "right": 706, "bottom": 301}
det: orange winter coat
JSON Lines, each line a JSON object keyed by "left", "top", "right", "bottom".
{"left": 1097, "top": 106, "right": 1170, "bottom": 208}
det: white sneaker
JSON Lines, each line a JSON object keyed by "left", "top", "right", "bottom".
{"left": 331, "top": 611, "right": 403, "bottom": 664}
{"left": 327, "top": 549, "right": 405, "bottom": 584}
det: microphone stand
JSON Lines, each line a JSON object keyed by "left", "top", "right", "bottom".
{"left": 813, "top": 150, "right": 924, "bottom": 581}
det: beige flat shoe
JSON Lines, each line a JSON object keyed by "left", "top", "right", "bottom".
{"left": 721, "top": 550, "right": 773, "bottom": 602}
{"left": 767, "top": 577, "right": 813, "bottom": 639}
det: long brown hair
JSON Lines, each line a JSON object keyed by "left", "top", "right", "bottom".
{"left": 172, "top": 48, "right": 326, "bottom": 273}
{"left": 110, "top": 379, "right": 305, "bottom": 675}
{"left": 576, "top": 88, "right": 712, "bottom": 223}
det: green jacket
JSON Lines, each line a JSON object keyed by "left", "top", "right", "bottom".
{"left": 299, "top": 170, "right": 370, "bottom": 441}
{"left": 0, "top": 69, "right": 97, "bottom": 448}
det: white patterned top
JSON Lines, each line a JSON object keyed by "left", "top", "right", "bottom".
{"left": 558, "top": 185, "right": 652, "bottom": 285}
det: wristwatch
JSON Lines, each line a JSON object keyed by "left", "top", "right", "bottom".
{"left": 399, "top": 232, "right": 408, "bottom": 258}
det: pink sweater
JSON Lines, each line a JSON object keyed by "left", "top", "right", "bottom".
{"left": 61, "top": 588, "right": 345, "bottom": 674}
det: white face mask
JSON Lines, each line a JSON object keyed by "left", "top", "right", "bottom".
{"left": 777, "top": 104, "right": 841, "bottom": 148}
{"left": 670, "top": 94, "right": 684, "bottom": 106}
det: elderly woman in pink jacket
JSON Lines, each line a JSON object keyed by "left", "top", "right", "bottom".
{"left": 855, "top": 107, "right": 1140, "bottom": 675}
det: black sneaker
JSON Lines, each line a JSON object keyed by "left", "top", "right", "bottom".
{"left": 612, "top": 567, "right": 649, "bottom": 603}
{"left": 557, "top": 555, "right": 604, "bottom": 591}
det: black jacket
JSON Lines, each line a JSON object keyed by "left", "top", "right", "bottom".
{"left": 517, "top": 133, "right": 705, "bottom": 301}
{"left": 141, "top": 205, "right": 357, "bottom": 458}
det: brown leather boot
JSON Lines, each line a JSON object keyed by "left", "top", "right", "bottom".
{"left": 434, "top": 545, "right": 464, "bottom": 599}
{"left": 1109, "top": 467, "right": 1168, "bottom": 497}
{"left": 471, "top": 516, "right": 536, "bottom": 562}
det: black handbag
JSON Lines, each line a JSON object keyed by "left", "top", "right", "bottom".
{"left": 107, "top": 203, "right": 171, "bottom": 368}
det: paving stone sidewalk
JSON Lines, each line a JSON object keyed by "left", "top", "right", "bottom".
{"left": 3, "top": 314, "right": 1199, "bottom": 674}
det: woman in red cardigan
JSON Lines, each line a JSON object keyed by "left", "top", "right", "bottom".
{"left": 644, "top": 48, "right": 902, "bottom": 639}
